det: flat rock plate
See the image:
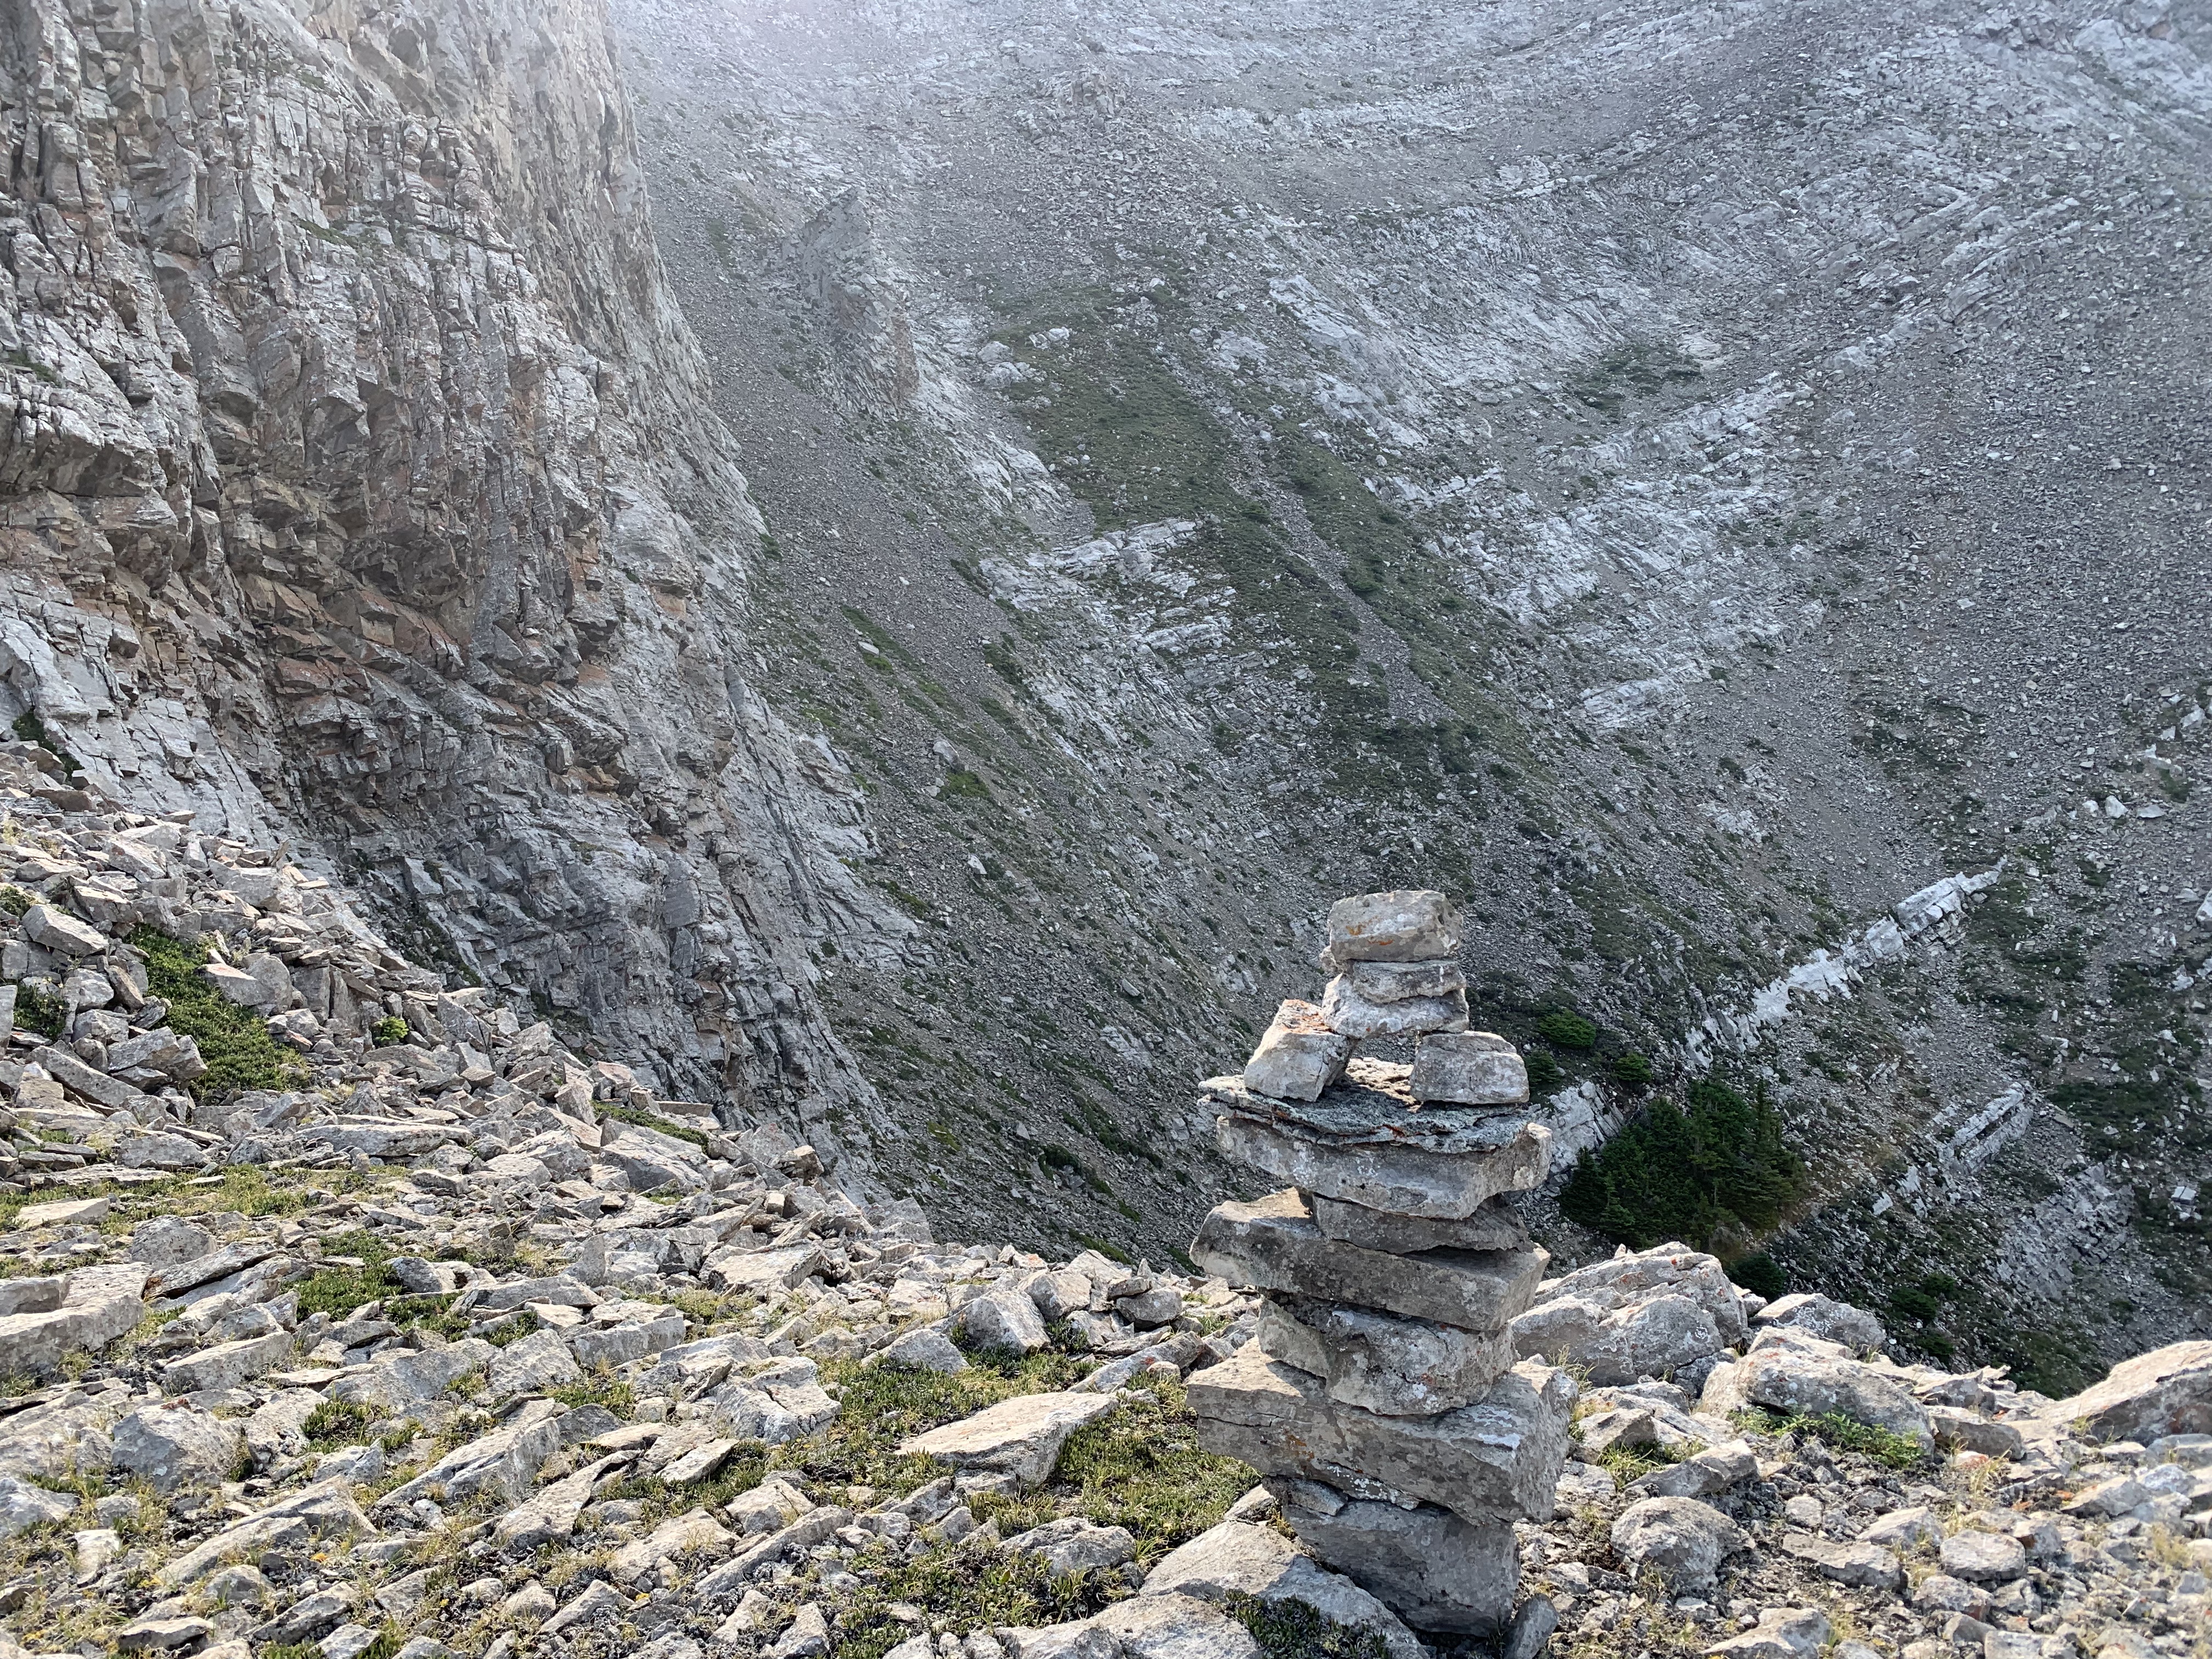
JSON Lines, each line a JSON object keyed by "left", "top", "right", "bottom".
{"left": 1201, "top": 1059, "right": 1529, "bottom": 1152}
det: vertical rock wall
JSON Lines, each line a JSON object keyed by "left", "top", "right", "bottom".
{"left": 0, "top": 0, "right": 907, "bottom": 1144}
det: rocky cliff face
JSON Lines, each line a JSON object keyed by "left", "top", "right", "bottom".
{"left": 0, "top": 0, "right": 906, "bottom": 1149}
{"left": 4, "top": 0, "right": 2209, "bottom": 1390}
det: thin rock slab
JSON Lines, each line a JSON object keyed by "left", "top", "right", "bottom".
{"left": 1308, "top": 1193, "right": 1527, "bottom": 1256}
{"left": 1192, "top": 1189, "right": 1548, "bottom": 1332}
{"left": 1207, "top": 1070, "right": 1551, "bottom": 1221}
{"left": 1257, "top": 1296, "right": 1515, "bottom": 1415}
{"left": 896, "top": 1390, "right": 1122, "bottom": 1488}
{"left": 2041, "top": 1339, "right": 2212, "bottom": 1443}
{"left": 1344, "top": 960, "right": 1465, "bottom": 1004}
{"left": 1267, "top": 1478, "right": 1519, "bottom": 1637}
{"left": 1187, "top": 1347, "right": 1572, "bottom": 1523}
{"left": 1318, "top": 978, "right": 1468, "bottom": 1039}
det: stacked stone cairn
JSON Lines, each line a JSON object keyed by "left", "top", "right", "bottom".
{"left": 1186, "top": 890, "right": 1572, "bottom": 1637}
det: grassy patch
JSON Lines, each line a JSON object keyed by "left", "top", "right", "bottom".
{"left": 1224, "top": 1593, "right": 1393, "bottom": 1659}
{"left": 1041, "top": 1378, "right": 1257, "bottom": 1560}
{"left": 12, "top": 980, "right": 65, "bottom": 1040}
{"left": 830, "top": 1539, "right": 1125, "bottom": 1659}
{"left": 1737, "top": 1408, "right": 1928, "bottom": 1471}
{"left": 295, "top": 1229, "right": 404, "bottom": 1319}
{"left": 129, "top": 927, "right": 306, "bottom": 1102}
{"left": 303, "top": 1400, "right": 375, "bottom": 1449}
{"left": 369, "top": 1015, "right": 409, "bottom": 1046}
{"left": 550, "top": 1370, "right": 637, "bottom": 1417}
{"left": 1558, "top": 1078, "right": 1804, "bottom": 1254}
{"left": 601, "top": 1103, "right": 710, "bottom": 1150}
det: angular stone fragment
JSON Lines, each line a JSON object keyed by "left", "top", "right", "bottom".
{"left": 159, "top": 1479, "right": 376, "bottom": 1585}
{"left": 1626, "top": 1440, "right": 1757, "bottom": 1499}
{"left": 1257, "top": 1297, "right": 1514, "bottom": 1415}
{"left": 1319, "top": 977, "right": 1469, "bottom": 1039}
{"left": 1325, "top": 890, "right": 1462, "bottom": 963}
{"left": 1242, "top": 1000, "right": 1353, "bottom": 1102}
{"left": 0, "top": 1473, "right": 76, "bottom": 1537}
{"left": 1780, "top": 1532, "right": 1902, "bottom": 1589}
{"left": 1939, "top": 1531, "right": 2027, "bottom": 1583}
{"left": 202, "top": 962, "right": 276, "bottom": 1008}
{"left": 32, "top": 1043, "right": 143, "bottom": 1112}
{"left": 703, "top": 1244, "right": 826, "bottom": 1294}
{"left": 1408, "top": 1031, "right": 1529, "bottom": 1107}
{"left": 1928, "top": 1406, "right": 2024, "bottom": 1458}
{"left": 879, "top": 1328, "right": 968, "bottom": 1373}
{"left": 1193, "top": 1189, "right": 1547, "bottom": 1332}
{"left": 1609, "top": 1497, "right": 1746, "bottom": 1592}
{"left": 955, "top": 1286, "right": 1050, "bottom": 1355}
{"left": 329, "top": 1339, "right": 495, "bottom": 1410}
{"left": 0, "top": 1262, "right": 147, "bottom": 1376}
{"left": 1004, "top": 1517, "right": 1138, "bottom": 1579}
{"left": 21, "top": 903, "right": 107, "bottom": 956}
{"left": 1187, "top": 1347, "right": 1572, "bottom": 1522}
{"left": 898, "top": 1391, "right": 1121, "bottom": 1488}
{"left": 487, "top": 1329, "right": 582, "bottom": 1396}
{"left": 1140, "top": 1517, "right": 1424, "bottom": 1659}
{"left": 111, "top": 1403, "right": 245, "bottom": 1491}
{"left": 1753, "top": 1292, "right": 1886, "bottom": 1355}
{"left": 1738, "top": 1351, "right": 1932, "bottom": 1446}
{"left": 1268, "top": 1480, "right": 1518, "bottom": 1635}
{"left": 1345, "top": 960, "right": 1465, "bottom": 1003}
{"left": 161, "top": 1329, "right": 292, "bottom": 1393}
{"left": 1705, "top": 1608, "right": 1830, "bottom": 1659}
{"left": 1308, "top": 1193, "right": 1527, "bottom": 1255}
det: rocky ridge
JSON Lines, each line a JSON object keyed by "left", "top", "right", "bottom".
{"left": 2, "top": 828, "right": 2210, "bottom": 1659}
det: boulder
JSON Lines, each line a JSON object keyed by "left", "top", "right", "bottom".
{"left": 1928, "top": 1407, "right": 2024, "bottom": 1459}
{"left": 1028, "top": 1269, "right": 1097, "bottom": 1323}
{"left": 897, "top": 1391, "right": 1121, "bottom": 1488}
{"left": 1324, "top": 890, "right": 1463, "bottom": 963}
{"left": 956, "top": 1286, "right": 1051, "bottom": 1355}
{"left": 2042, "top": 1340, "right": 2212, "bottom": 1443}
{"left": 1408, "top": 1031, "right": 1530, "bottom": 1106}
{"left": 0, "top": 1472, "right": 75, "bottom": 1537}
{"left": 1345, "top": 960, "right": 1466, "bottom": 1003}
{"left": 1193, "top": 1189, "right": 1547, "bottom": 1332}
{"left": 1753, "top": 1293, "right": 1887, "bottom": 1356}
{"left": 0, "top": 1262, "right": 147, "bottom": 1377}
{"left": 1737, "top": 1351, "right": 1933, "bottom": 1446}
{"left": 880, "top": 1328, "right": 968, "bottom": 1374}
{"left": 128, "top": 1216, "right": 216, "bottom": 1270}
{"left": 21, "top": 903, "right": 106, "bottom": 956}
{"left": 1511, "top": 1292, "right": 1724, "bottom": 1387}
{"left": 1005, "top": 1517, "right": 1139, "bottom": 1579}
{"left": 328, "top": 1339, "right": 495, "bottom": 1410}
{"left": 0, "top": 1392, "right": 119, "bottom": 1481}
{"left": 487, "top": 1329, "right": 582, "bottom": 1396}
{"left": 1940, "top": 1531, "right": 2028, "bottom": 1583}
{"left": 161, "top": 1329, "right": 292, "bottom": 1394}
{"left": 377, "top": 1415, "right": 566, "bottom": 1511}
{"left": 1188, "top": 1347, "right": 1572, "bottom": 1522}
{"left": 1626, "top": 1440, "right": 1757, "bottom": 1499}
{"left": 1141, "top": 1517, "right": 1425, "bottom": 1659}
{"left": 1609, "top": 1497, "right": 1746, "bottom": 1593}
{"left": 111, "top": 1403, "right": 245, "bottom": 1491}
{"left": 159, "top": 1479, "right": 376, "bottom": 1586}
{"left": 703, "top": 1244, "right": 826, "bottom": 1295}
{"left": 1705, "top": 1608, "right": 1831, "bottom": 1659}
{"left": 1242, "top": 1001, "right": 1353, "bottom": 1102}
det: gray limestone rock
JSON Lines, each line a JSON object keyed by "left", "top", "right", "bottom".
{"left": 1753, "top": 1293, "right": 1887, "bottom": 1356}
{"left": 1407, "top": 1032, "right": 1530, "bottom": 1107}
{"left": 1214, "top": 1107, "right": 1552, "bottom": 1221}
{"left": 1324, "top": 891, "right": 1463, "bottom": 964}
{"left": 881, "top": 1328, "right": 969, "bottom": 1373}
{"left": 956, "top": 1286, "right": 1051, "bottom": 1355}
{"left": 2041, "top": 1340, "right": 2212, "bottom": 1443}
{"left": 0, "top": 1473, "right": 76, "bottom": 1538}
{"left": 111, "top": 1404, "right": 246, "bottom": 1492}
{"left": 1257, "top": 1297, "right": 1515, "bottom": 1415}
{"left": 1608, "top": 1497, "right": 1747, "bottom": 1592}
{"left": 1187, "top": 1347, "right": 1572, "bottom": 1522}
{"left": 1242, "top": 1001, "right": 1354, "bottom": 1102}
{"left": 1193, "top": 1189, "right": 1547, "bottom": 1333}
{"left": 1308, "top": 1193, "right": 1528, "bottom": 1255}
{"left": 1779, "top": 1532, "right": 1903, "bottom": 1589}
{"left": 1344, "top": 960, "right": 1466, "bottom": 1004}
{"left": 1004, "top": 1517, "right": 1139, "bottom": 1579}
{"left": 1140, "top": 1518, "right": 1424, "bottom": 1659}
{"left": 1268, "top": 1480, "right": 1519, "bottom": 1635}
{"left": 1318, "top": 978, "right": 1469, "bottom": 1039}
{"left": 487, "top": 1329, "right": 583, "bottom": 1397}
{"left": 897, "top": 1391, "right": 1121, "bottom": 1488}
{"left": 21, "top": 904, "right": 106, "bottom": 956}
{"left": 1737, "top": 1351, "right": 1933, "bottom": 1446}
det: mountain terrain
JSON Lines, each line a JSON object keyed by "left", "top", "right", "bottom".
{"left": 2, "top": 0, "right": 2209, "bottom": 1397}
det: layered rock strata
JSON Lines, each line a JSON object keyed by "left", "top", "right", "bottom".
{"left": 1187, "top": 890, "right": 1569, "bottom": 1635}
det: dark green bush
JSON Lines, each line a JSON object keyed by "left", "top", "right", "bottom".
{"left": 0, "top": 884, "right": 31, "bottom": 917}
{"left": 1729, "top": 1252, "right": 1787, "bottom": 1301}
{"left": 10, "top": 710, "right": 79, "bottom": 775}
{"left": 1612, "top": 1051, "right": 1655, "bottom": 1086}
{"left": 129, "top": 927, "right": 306, "bottom": 1102}
{"left": 13, "top": 982, "right": 65, "bottom": 1040}
{"left": 1558, "top": 1079, "right": 1805, "bottom": 1252}
{"left": 368, "top": 1015, "right": 409, "bottom": 1047}
{"left": 1888, "top": 1286, "right": 1942, "bottom": 1323}
{"left": 1523, "top": 1050, "right": 1564, "bottom": 1094}
{"left": 1537, "top": 1011, "right": 1599, "bottom": 1049}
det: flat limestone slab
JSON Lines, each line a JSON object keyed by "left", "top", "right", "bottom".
{"left": 1205, "top": 1065, "right": 1550, "bottom": 1219}
{"left": 1188, "top": 1346, "right": 1572, "bottom": 1523}
{"left": 897, "top": 1390, "right": 1121, "bottom": 1488}
{"left": 1192, "top": 1190, "right": 1547, "bottom": 1331}
{"left": 1309, "top": 1194, "right": 1527, "bottom": 1255}
{"left": 1259, "top": 1296, "right": 1515, "bottom": 1416}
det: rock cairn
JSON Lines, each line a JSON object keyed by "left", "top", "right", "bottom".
{"left": 1186, "top": 890, "right": 1572, "bottom": 1637}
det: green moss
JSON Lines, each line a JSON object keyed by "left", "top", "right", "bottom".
{"left": 128, "top": 927, "right": 307, "bottom": 1103}
{"left": 602, "top": 1103, "right": 710, "bottom": 1149}
{"left": 1223, "top": 1594, "right": 1392, "bottom": 1659}
{"left": 0, "top": 884, "right": 31, "bottom": 917}
{"left": 943, "top": 769, "right": 992, "bottom": 801}
{"left": 1037, "top": 1378, "right": 1252, "bottom": 1562}
{"left": 1558, "top": 1079, "right": 1805, "bottom": 1253}
{"left": 829, "top": 1540, "right": 1125, "bottom": 1659}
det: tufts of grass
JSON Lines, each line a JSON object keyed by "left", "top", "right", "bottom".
{"left": 369, "top": 1015, "right": 409, "bottom": 1047}
{"left": 601, "top": 1103, "right": 710, "bottom": 1149}
{"left": 0, "top": 883, "right": 32, "bottom": 917}
{"left": 12, "top": 980, "right": 65, "bottom": 1040}
{"left": 303, "top": 1400, "right": 375, "bottom": 1449}
{"left": 10, "top": 709, "right": 80, "bottom": 774}
{"left": 295, "top": 1228, "right": 404, "bottom": 1319}
{"left": 829, "top": 1539, "right": 1125, "bottom": 1659}
{"left": 129, "top": 927, "right": 307, "bottom": 1102}
{"left": 1224, "top": 1593, "right": 1394, "bottom": 1659}
{"left": 1738, "top": 1407, "right": 1928, "bottom": 1471}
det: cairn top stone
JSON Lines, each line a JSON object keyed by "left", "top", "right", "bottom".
{"left": 1323, "top": 891, "right": 1463, "bottom": 966}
